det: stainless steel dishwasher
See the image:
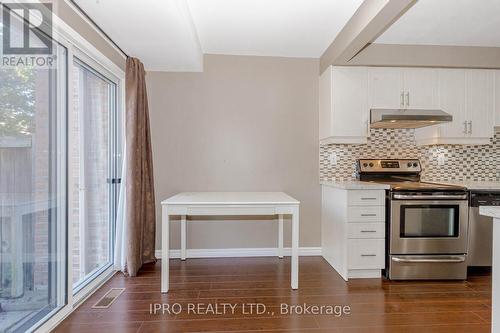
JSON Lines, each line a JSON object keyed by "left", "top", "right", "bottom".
{"left": 467, "top": 191, "right": 500, "bottom": 267}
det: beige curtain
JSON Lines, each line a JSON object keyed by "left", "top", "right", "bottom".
{"left": 124, "top": 57, "right": 156, "bottom": 276}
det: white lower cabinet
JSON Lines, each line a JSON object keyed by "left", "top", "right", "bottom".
{"left": 322, "top": 185, "right": 386, "bottom": 281}
{"left": 347, "top": 223, "right": 385, "bottom": 239}
{"left": 348, "top": 239, "right": 385, "bottom": 270}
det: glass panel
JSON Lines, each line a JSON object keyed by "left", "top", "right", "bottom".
{"left": 400, "top": 205, "right": 459, "bottom": 238}
{"left": 71, "top": 59, "right": 116, "bottom": 290}
{"left": 0, "top": 30, "right": 67, "bottom": 333}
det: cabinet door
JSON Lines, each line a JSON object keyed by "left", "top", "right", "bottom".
{"left": 437, "top": 69, "right": 467, "bottom": 138}
{"left": 331, "top": 67, "right": 368, "bottom": 140}
{"left": 403, "top": 68, "right": 439, "bottom": 109}
{"left": 495, "top": 71, "right": 500, "bottom": 128}
{"left": 319, "top": 66, "right": 333, "bottom": 141}
{"left": 466, "top": 70, "right": 495, "bottom": 139}
{"left": 368, "top": 67, "right": 404, "bottom": 109}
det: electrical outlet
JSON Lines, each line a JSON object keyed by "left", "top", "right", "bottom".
{"left": 437, "top": 153, "right": 446, "bottom": 166}
{"left": 329, "top": 153, "right": 338, "bottom": 165}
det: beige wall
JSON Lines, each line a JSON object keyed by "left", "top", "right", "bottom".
{"left": 147, "top": 54, "right": 320, "bottom": 250}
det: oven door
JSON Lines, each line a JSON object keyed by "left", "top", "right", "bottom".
{"left": 390, "top": 197, "right": 469, "bottom": 255}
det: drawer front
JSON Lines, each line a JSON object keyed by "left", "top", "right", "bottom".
{"left": 348, "top": 239, "right": 385, "bottom": 269}
{"left": 347, "top": 206, "right": 385, "bottom": 222}
{"left": 348, "top": 223, "right": 385, "bottom": 239}
{"left": 347, "top": 190, "right": 385, "bottom": 206}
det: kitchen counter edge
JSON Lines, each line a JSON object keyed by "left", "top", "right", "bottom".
{"left": 320, "top": 181, "right": 390, "bottom": 190}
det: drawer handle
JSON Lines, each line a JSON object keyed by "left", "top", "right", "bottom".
{"left": 360, "top": 230, "right": 377, "bottom": 233}
{"left": 360, "top": 198, "right": 377, "bottom": 200}
{"left": 361, "top": 254, "right": 377, "bottom": 257}
{"left": 361, "top": 214, "right": 377, "bottom": 217}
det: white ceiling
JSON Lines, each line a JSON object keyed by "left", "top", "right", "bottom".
{"left": 73, "top": 0, "right": 203, "bottom": 72}
{"left": 376, "top": 0, "right": 500, "bottom": 47}
{"left": 74, "top": 0, "right": 362, "bottom": 71}
{"left": 186, "top": 0, "right": 363, "bottom": 58}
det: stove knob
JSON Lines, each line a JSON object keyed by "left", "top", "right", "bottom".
{"left": 369, "top": 163, "right": 374, "bottom": 167}
{"left": 413, "top": 162, "right": 418, "bottom": 167}
{"left": 363, "top": 163, "right": 368, "bottom": 167}
{"left": 407, "top": 162, "right": 412, "bottom": 167}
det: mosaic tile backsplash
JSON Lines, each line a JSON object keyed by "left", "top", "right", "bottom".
{"left": 320, "top": 128, "right": 500, "bottom": 182}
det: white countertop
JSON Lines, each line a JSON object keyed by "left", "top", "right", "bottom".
{"left": 480, "top": 206, "right": 500, "bottom": 219}
{"left": 426, "top": 180, "right": 500, "bottom": 190}
{"left": 161, "top": 192, "right": 299, "bottom": 205}
{"left": 320, "top": 180, "right": 390, "bottom": 190}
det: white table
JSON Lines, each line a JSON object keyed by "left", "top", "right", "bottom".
{"left": 161, "top": 192, "right": 300, "bottom": 293}
{"left": 480, "top": 206, "right": 500, "bottom": 333}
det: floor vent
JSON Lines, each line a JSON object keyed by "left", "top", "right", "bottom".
{"left": 91, "top": 288, "right": 125, "bottom": 309}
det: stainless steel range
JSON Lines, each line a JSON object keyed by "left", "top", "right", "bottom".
{"left": 357, "top": 159, "right": 469, "bottom": 280}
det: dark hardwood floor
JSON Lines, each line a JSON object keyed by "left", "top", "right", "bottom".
{"left": 54, "top": 257, "right": 492, "bottom": 332}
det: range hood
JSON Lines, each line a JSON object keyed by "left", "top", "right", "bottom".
{"left": 370, "top": 109, "right": 453, "bottom": 129}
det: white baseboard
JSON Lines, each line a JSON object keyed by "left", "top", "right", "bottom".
{"left": 154, "top": 247, "right": 322, "bottom": 259}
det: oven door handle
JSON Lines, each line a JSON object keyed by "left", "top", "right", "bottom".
{"left": 391, "top": 256, "right": 466, "bottom": 263}
{"left": 393, "top": 194, "right": 468, "bottom": 200}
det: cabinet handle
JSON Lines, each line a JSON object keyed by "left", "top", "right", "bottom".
{"left": 360, "top": 197, "right": 377, "bottom": 200}
{"left": 361, "top": 214, "right": 377, "bottom": 217}
{"left": 405, "top": 92, "right": 410, "bottom": 107}
{"left": 360, "top": 230, "right": 377, "bottom": 233}
{"left": 468, "top": 121, "right": 472, "bottom": 134}
{"left": 361, "top": 254, "right": 377, "bottom": 257}
{"left": 463, "top": 121, "right": 468, "bottom": 134}
{"left": 400, "top": 92, "right": 404, "bottom": 107}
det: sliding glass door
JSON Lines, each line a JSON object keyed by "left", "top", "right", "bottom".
{"left": 1, "top": 4, "right": 124, "bottom": 330}
{"left": 0, "top": 46, "right": 68, "bottom": 332}
{"left": 70, "top": 57, "right": 119, "bottom": 291}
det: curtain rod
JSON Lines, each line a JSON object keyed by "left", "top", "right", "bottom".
{"left": 69, "top": 0, "right": 129, "bottom": 58}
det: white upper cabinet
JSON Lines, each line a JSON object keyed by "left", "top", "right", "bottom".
{"left": 496, "top": 71, "right": 500, "bottom": 128}
{"left": 466, "top": 70, "right": 495, "bottom": 140}
{"left": 368, "top": 67, "right": 438, "bottom": 110}
{"left": 435, "top": 69, "right": 466, "bottom": 139}
{"left": 319, "top": 66, "right": 497, "bottom": 146}
{"left": 319, "top": 66, "right": 369, "bottom": 144}
{"left": 368, "top": 67, "right": 403, "bottom": 109}
{"left": 415, "top": 69, "right": 495, "bottom": 145}
{"left": 402, "top": 68, "right": 439, "bottom": 109}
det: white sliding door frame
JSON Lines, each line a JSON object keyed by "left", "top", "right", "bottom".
{"left": 70, "top": 52, "right": 122, "bottom": 297}
{"left": 31, "top": 8, "right": 125, "bottom": 333}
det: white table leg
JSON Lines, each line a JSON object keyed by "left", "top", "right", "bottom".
{"left": 278, "top": 214, "right": 284, "bottom": 259}
{"left": 161, "top": 205, "right": 169, "bottom": 293}
{"left": 492, "top": 220, "right": 500, "bottom": 333}
{"left": 181, "top": 215, "right": 187, "bottom": 261}
{"left": 291, "top": 207, "right": 299, "bottom": 290}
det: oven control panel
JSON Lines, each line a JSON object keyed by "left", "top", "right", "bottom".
{"left": 358, "top": 159, "right": 421, "bottom": 173}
